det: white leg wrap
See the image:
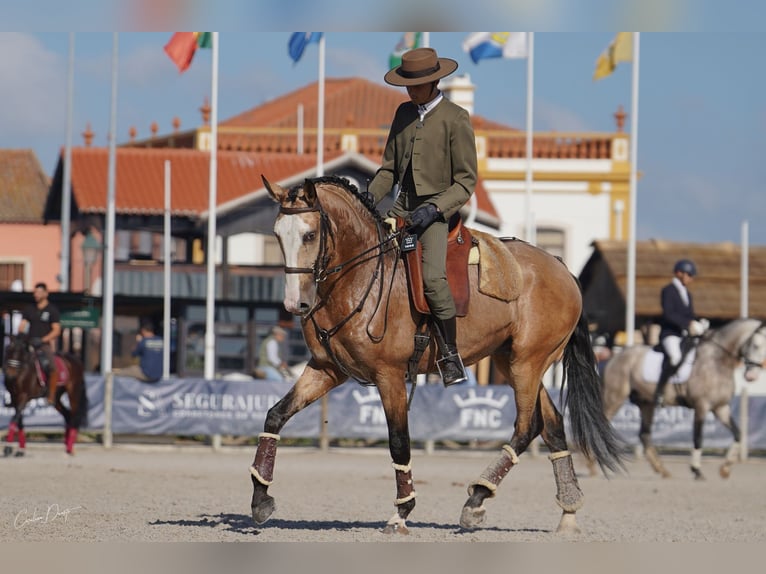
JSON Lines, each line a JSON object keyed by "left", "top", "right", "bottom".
{"left": 691, "top": 448, "right": 702, "bottom": 469}
{"left": 395, "top": 492, "right": 417, "bottom": 506}
{"left": 502, "top": 444, "right": 520, "bottom": 464}
{"left": 548, "top": 449, "right": 571, "bottom": 462}
{"left": 392, "top": 460, "right": 412, "bottom": 472}
{"left": 250, "top": 466, "right": 273, "bottom": 486}
{"left": 258, "top": 432, "right": 281, "bottom": 441}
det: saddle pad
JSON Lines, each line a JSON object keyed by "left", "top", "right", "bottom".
{"left": 641, "top": 348, "right": 695, "bottom": 385}
{"left": 403, "top": 218, "right": 472, "bottom": 317}
{"left": 34, "top": 354, "right": 70, "bottom": 387}
{"left": 470, "top": 229, "right": 523, "bottom": 303}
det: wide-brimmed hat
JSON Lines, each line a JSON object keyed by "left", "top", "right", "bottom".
{"left": 384, "top": 47, "right": 458, "bottom": 87}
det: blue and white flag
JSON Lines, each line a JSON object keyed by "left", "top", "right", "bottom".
{"left": 462, "top": 32, "right": 528, "bottom": 63}
{"left": 288, "top": 32, "right": 323, "bottom": 63}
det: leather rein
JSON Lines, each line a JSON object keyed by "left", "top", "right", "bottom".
{"left": 278, "top": 201, "right": 403, "bottom": 382}
{"left": 704, "top": 320, "right": 766, "bottom": 370}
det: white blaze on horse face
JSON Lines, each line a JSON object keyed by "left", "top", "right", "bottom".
{"left": 743, "top": 330, "right": 766, "bottom": 382}
{"left": 275, "top": 214, "right": 319, "bottom": 314}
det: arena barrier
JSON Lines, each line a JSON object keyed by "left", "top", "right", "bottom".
{"left": 2, "top": 374, "right": 766, "bottom": 449}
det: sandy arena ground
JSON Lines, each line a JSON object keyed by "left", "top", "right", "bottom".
{"left": 2, "top": 443, "right": 765, "bottom": 542}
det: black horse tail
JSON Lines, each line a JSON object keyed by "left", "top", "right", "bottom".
{"left": 562, "top": 310, "right": 626, "bottom": 475}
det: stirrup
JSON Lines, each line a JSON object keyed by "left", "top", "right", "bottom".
{"left": 437, "top": 352, "right": 467, "bottom": 386}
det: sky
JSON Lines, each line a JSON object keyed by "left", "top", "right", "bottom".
{"left": 1, "top": 31, "right": 765, "bottom": 246}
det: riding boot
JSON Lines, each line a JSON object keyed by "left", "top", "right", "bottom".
{"left": 46, "top": 369, "right": 59, "bottom": 405}
{"left": 432, "top": 316, "right": 468, "bottom": 386}
{"left": 653, "top": 362, "right": 675, "bottom": 407}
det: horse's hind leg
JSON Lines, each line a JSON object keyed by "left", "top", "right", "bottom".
{"left": 250, "top": 363, "right": 344, "bottom": 525}
{"left": 460, "top": 358, "right": 544, "bottom": 530}
{"left": 690, "top": 407, "right": 708, "bottom": 481}
{"left": 638, "top": 403, "right": 671, "bottom": 478}
{"left": 713, "top": 404, "right": 740, "bottom": 479}
{"left": 538, "top": 387, "right": 584, "bottom": 535}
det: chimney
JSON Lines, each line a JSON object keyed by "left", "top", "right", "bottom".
{"left": 440, "top": 73, "right": 475, "bottom": 115}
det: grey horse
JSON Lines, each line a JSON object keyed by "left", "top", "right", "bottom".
{"left": 591, "top": 318, "right": 766, "bottom": 480}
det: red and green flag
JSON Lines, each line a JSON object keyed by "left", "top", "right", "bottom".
{"left": 389, "top": 32, "right": 423, "bottom": 69}
{"left": 164, "top": 32, "right": 212, "bottom": 73}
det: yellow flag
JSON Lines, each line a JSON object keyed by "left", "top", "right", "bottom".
{"left": 593, "top": 32, "right": 633, "bottom": 80}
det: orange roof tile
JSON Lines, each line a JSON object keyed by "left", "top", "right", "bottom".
{"left": 69, "top": 147, "right": 330, "bottom": 216}
{"left": 0, "top": 149, "right": 50, "bottom": 223}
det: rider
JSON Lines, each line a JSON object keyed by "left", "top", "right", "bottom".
{"left": 18, "top": 282, "right": 61, "bottom": 404}
{"left": 367, "top": 47, "right": 477, "bottom": 386}
{"left": 654, "top": 259, "right": 708, "bottom": 406}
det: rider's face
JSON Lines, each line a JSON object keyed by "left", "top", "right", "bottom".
{"left": 33, "top": 287, "right": 47, "bottom": 303}
{"left": 406, "top": 81, "right": 437, "bottom": 106}
{"left": 678, "top": 272, "right": 694, "bottom": 286}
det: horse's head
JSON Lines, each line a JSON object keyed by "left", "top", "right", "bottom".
{"left": 3, "top": 336, "right": 31, "bottom": 381}
{"left": 740, "top": 323, "right": 766, "bottom": 382}
{"left": 263, "top": 176, "right": 327, "bottom": 315}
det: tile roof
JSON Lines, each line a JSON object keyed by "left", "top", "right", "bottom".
{"left": 585, "top": 239, "right": 766, "bottom": 320}
{"left": 0, "top": 149, "right": 50, "bottom": 223}
{"left": 68, "top": 147, "right": 332, "bottom": 216}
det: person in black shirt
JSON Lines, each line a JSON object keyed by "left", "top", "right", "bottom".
{"left": 19, "top": 282, "right": 61, "bottom": 404}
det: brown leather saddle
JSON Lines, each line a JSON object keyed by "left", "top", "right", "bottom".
{"left": 400, "top": 214, "right": 473, "bottom": 317}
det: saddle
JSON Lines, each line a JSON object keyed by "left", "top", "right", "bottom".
{"left": 399, "top": 215, "right": 473, "bottom": 317}
{"left": 33, "top": 354, "right": 69, "bottom": 388}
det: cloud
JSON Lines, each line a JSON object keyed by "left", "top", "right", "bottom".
{"left": 0, "top": 33, "right": 66, "bottom": 137}
{"left": 327, "top": 45, "right": 386, "bottom": 83}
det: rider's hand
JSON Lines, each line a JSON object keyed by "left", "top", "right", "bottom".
{"left": 405, "top": 203, "right": 441, "bottom": 232}
{"left": 688, "top": 320, "right": 705, "bottom": 336}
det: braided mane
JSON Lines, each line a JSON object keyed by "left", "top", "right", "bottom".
{"left": 289, "top": 176, "right": 385, "bottom": 225}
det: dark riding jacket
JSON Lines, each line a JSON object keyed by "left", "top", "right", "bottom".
{"left": 659, "top": 280, "right": 695, "bottom": 340}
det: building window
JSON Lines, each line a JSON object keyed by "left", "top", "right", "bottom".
{"left": 263, "top": 236, "right": 284, "bottom": 266}
{"left": 536, "top": 227, "right": 565, "bottom": 260}
{"left": 0, "top": 262, "right": 25, "bottom": 291}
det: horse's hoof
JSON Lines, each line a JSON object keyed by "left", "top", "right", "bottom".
{"left": 556, "top": 511, "right": 582, "bottom": 535}
{"left": 382, "top": 522, "right": 410, "bottom": 535}
{"left": 3, "top": 446, "right": 12, "bottom": 458}
{"left": 14, "top": 450, "right": 25, "bottom": 458}
{"left": 660, "top": 469, "right": 672, "bottom": 479}
{"left": 719, "top": 464, "right": 732, "bottom": 479}
{"left": 459, "top": 503, "right": 486, "bottom": 530}
{"left": 690, "top": 466, "right": 705, "bottom": 481}
{"left": 251, "top": 494, "right": 276, "bottom": 525}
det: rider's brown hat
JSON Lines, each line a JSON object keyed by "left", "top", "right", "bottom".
{"left": 384, "top": 47, "right": 458, "bottom": 87}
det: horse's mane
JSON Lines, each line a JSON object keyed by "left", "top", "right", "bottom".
{"left": 289, "top": 176, "right": 386, "bottom": 226}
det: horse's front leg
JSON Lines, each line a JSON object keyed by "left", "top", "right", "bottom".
{"left": 250, "top": 361, "right": 344, "bottom": 525}
{"left": 377, "top": 372, "right": 415, "bottom": 535}
{"left": 713, "top": 403, "right": 741, "bottom": 479}
{"left": 5, "top": 400, "right": 28, "bottom": 457}
{"left": 639, "top": 403, "right": 671, "bottom": 478}
{"left": 690, "top": 407, "right": 708, "bottom": 481}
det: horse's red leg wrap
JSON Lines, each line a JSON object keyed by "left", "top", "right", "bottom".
{"left": 392, "top": 461, "right": 416, "bottom": 505}
{"left": 549, "top": 451, "right": 584, "bottom": 512}
{"left": 65, "top": 426, "right": 77, "bottom": 454}
{"left": 18, "top": 429, "right": 26, "bottom": 449}
{"left": 468, "top": 444, "right": 519, "bottom": 497}
{"left": 250, "top": 433, "right": 280, "bottom": 486}
{"left": 7, "top": 421, "right": 18, "bottom": 443}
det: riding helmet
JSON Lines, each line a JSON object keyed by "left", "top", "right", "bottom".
{"left": 673, "top": 259, "right": 697, "bottom": 276}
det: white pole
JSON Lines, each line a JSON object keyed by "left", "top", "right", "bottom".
{"left": 204, "top": 32, "right": 219, "bottom": 381}
{"left": 740, "top": 220, "right": 750, "bottom": 461}
{"left": 316, "top": 34, "right": 325, "bottom": 177}
{"left": 524, "top": 32, "right": 535, "bottom": 244}
{"left": 625, "top": 33, "right": 640, "bottom": 347}
{"left": 60, "top": 32, "right": 75, "bottom": 292}
{"left": 101, "top": 33, "right": 119, "bottom": 450}
{"left": 163, "top": 160, "right": 171, "bottom": 380}
{"left": 422, "top": 32, "right": 430, "bottom": 48}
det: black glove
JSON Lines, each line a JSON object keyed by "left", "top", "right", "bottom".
{"left": 30, "top": 337, "right": 43, "bottom": 349}
{"left": 405, "top": 203, "right": 441, "bottom": 232}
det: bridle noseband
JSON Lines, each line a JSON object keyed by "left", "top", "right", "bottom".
{"left": 278, "top": 203, "right": 330, "bottom": 279}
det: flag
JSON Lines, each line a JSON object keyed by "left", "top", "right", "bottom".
{"left": 389, "top": 32, "right": 423, "bottom": 68}
{"left": 593, "top": 32, "right": 633, "bottom": 80}
{"left": 289, "top": 32, "right": 323, "bottom": 63}
{"left": 462, "top": 32, "right": 528, "bottom": 63}
{"left": 164, "top": 32, "right": 212, "bottom": 72}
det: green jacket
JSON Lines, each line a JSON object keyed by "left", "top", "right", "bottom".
{"left": 368, "top": 97, "right": 477, "bottom": 220}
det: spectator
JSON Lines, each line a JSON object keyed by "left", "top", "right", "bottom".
{"left": 116, "top": 321, "right": 164, "bottom": 383}
{"left": 256, "top": 326, "right": 291, "bottom": 382}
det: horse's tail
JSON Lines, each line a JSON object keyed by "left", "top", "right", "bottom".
{"left": 70, "top": 356, "right": 88, "bottom": 429}
{"left": 562, "top": 310, "right": 626, "bottom": 475}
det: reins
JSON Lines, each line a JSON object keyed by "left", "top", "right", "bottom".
{"left": 704, "top": 320, "right": 766, "bottom": 369}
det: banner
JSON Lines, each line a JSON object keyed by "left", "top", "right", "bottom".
{"left": 2, "top": 375, "right": 766, "bottom": 449}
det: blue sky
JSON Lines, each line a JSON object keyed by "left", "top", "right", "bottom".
{"left": 1, "top": 32, "right": 765, "bottom": 246}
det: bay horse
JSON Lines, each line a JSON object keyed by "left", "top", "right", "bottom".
{"left": 588, "top": 318, "right": 766, "bottom": 480}
{"left": 249, "top": 176, "right": 624, "bottom": 535}
{"left": 2, "top": 336, "right": 88, "bottom": 456}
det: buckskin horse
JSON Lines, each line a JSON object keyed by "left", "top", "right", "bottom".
{"left": 587, "top": 318, "right": 766, "bottom": 480}
{"left": 2, "top": 336, "right": 88, "bottom": 456}
{"left": 249, "top": 176, "right": 624, "bottom": 535}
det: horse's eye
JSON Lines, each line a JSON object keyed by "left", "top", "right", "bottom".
{"left": 303, "top": 231, "right": 316, "bottom": 243}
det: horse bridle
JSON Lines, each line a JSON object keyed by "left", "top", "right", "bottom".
{"left": 706, "top": 321, "right": 766, "bottom": 370}
{"left": 277, "top": 198, "right": 402, "bottom": 381}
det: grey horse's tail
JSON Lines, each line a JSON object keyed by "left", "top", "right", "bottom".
{"left": 562, "top": 310, "right": 626, "bottom": 475}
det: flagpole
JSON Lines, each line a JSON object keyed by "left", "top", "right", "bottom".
{"left": 422, "top": 32, "right": 430, "bottom": 48}
{"left": 204, "top": 32, "right": 219, "bottom": 380}
{"left": 625, "top": 32, "right": 640, "bottom": 347}
{"left": 524, "top": 32, "right": 535, "bottom": 244}
{"left": 101, "top": 32, "right": 119, "bottom": 449}
{"left": 163, "top": 160, "right": 171, "bottom": 380}
{"left": 316, "top": 34, "right": 325, "bottom": 177}
{"left": 60, "top": 32, "right": 74, "bottom": 292}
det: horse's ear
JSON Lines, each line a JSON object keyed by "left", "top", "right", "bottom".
{"left": 304, "top": 178, "right": 318, "bottom": 206}
{"left": 262, "top": 175, "right": 287, "bottom": 203}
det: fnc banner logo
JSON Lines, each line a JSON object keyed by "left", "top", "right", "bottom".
{"left": 452, "top": 389, "right": 509, "bottom": 429}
